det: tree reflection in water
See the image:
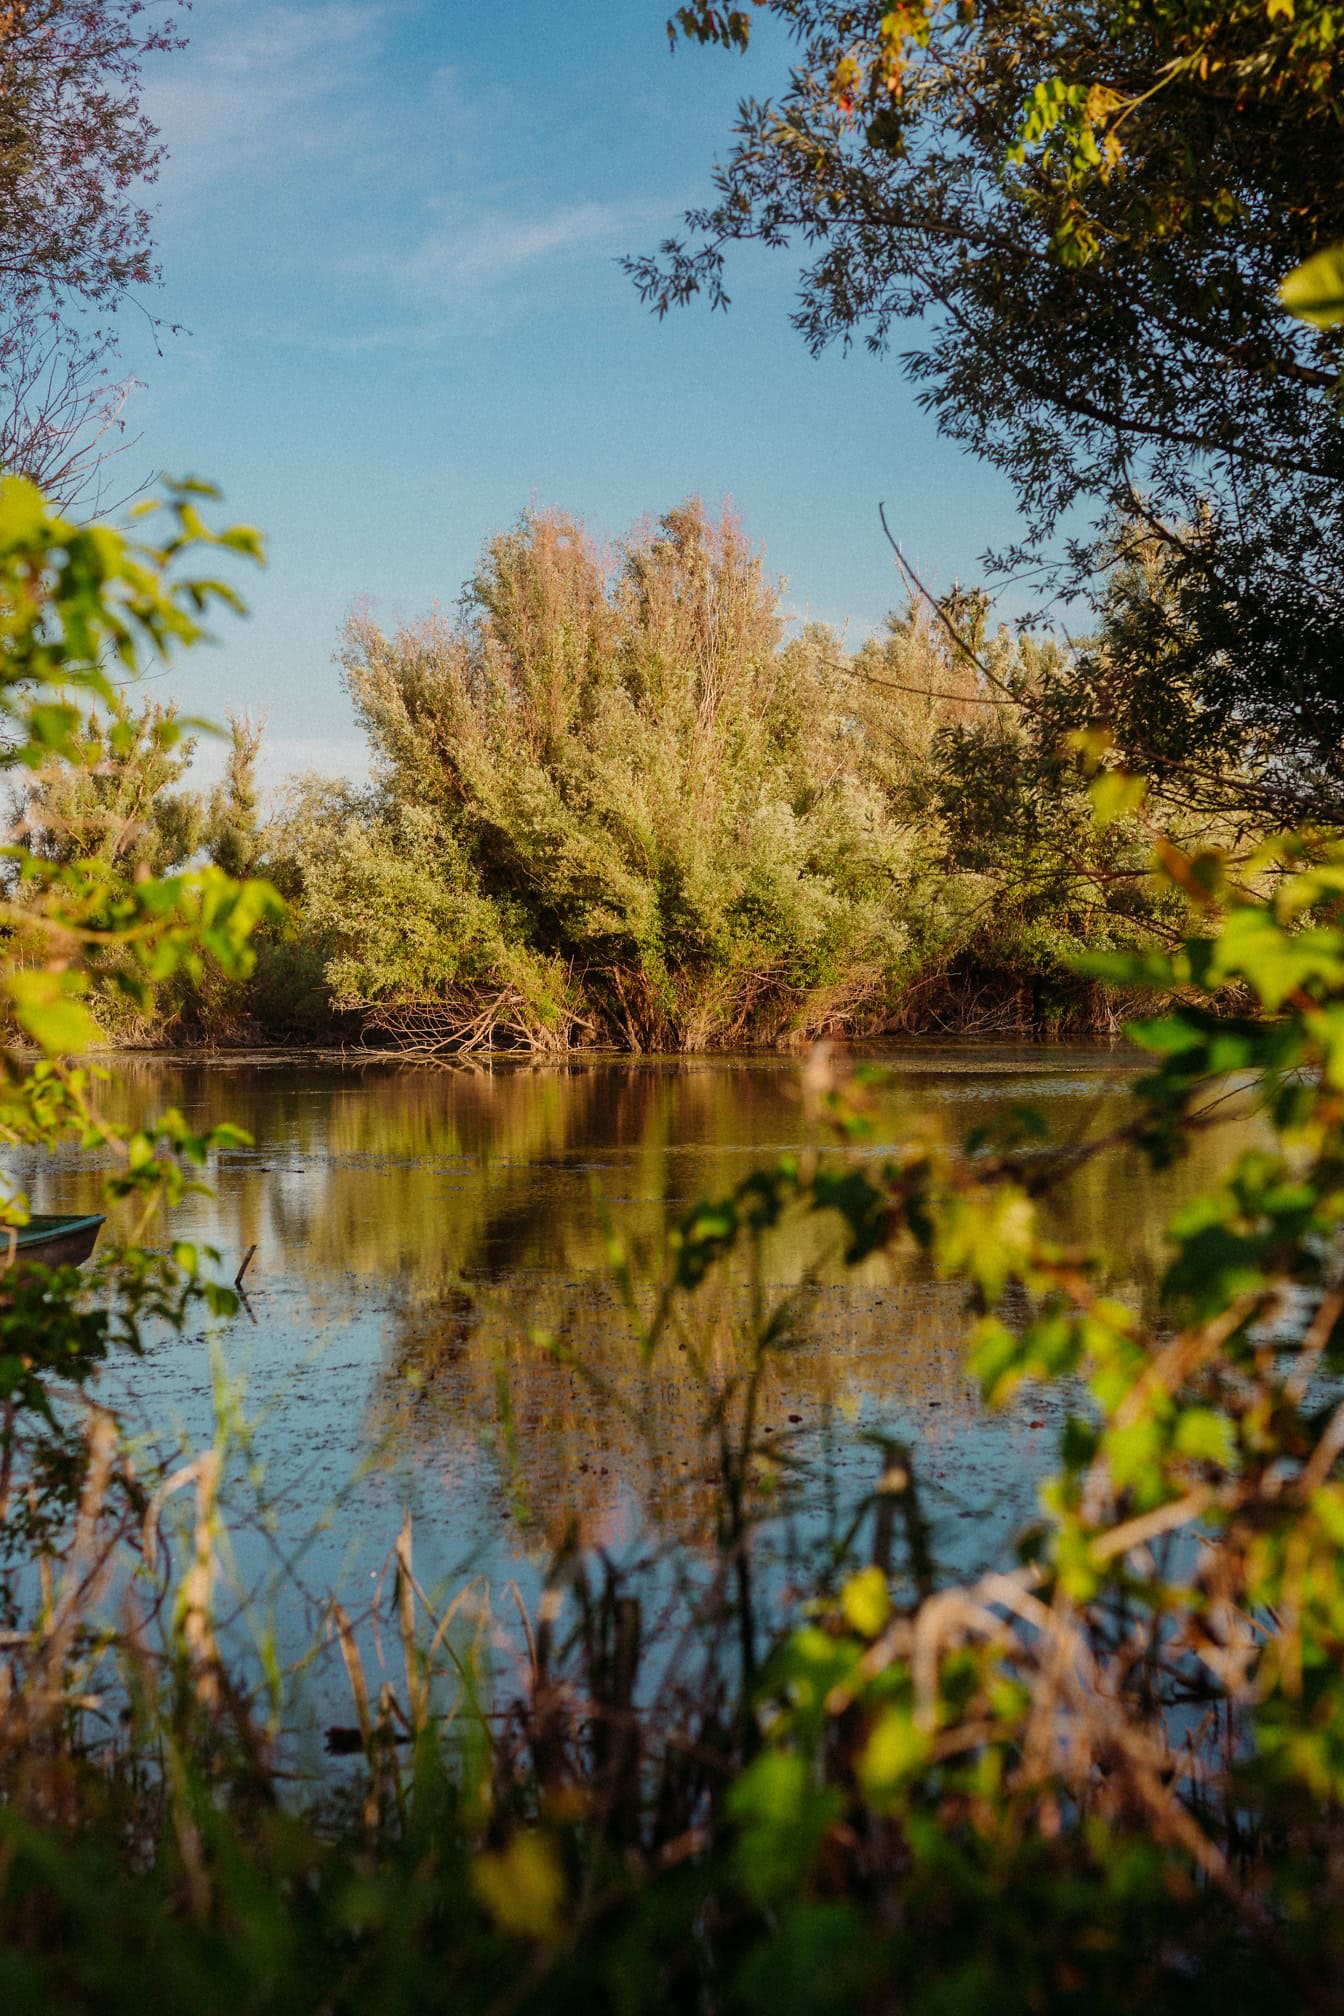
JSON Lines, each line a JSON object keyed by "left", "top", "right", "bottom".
{"left": 7, "top": 1049, "right": 1264, "bottom": 1583}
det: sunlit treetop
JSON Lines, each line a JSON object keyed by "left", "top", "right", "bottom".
{"left": 667, "top": 0, "right": 1344, "bottom": 266}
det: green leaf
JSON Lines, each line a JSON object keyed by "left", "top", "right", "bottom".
{"left": 5, "top": 972, "right": 101, "bottom": 1057}
{"left": 729, "top": 1751, "right": 843, "bottom": 1903}
{"left": 1211, "top": 908, "right": 1344, "bottom": 1010}
{"left": 1090, "top": 768, "right": 1149, "bottom": 828}
{"left": 937, "top": 1185, "right": 1034, "bottom": 1301}
{"left": 840, "top": 1566, "right": 891, "bottom": 1639}
{"left": 1174, "top": 1407, "right": 1236, "bottom": 1468}
{"left": 18, "top": 703, "right": 81, "bottom": 762}
{"left": 858, "top": 1705, "right": 933, "bottom": 1801}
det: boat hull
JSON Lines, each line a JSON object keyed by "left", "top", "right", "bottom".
{"left": 4, "top": 1214, "right": 105, "bottom": 1271}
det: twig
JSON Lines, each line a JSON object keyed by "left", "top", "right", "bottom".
{"left": 878, "top": 503, "right": 1045, "bottom": 716}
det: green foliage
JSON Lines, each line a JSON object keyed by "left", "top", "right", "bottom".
{"left": 293, "top": 502, "right": 941, "bottom": 1050}
{"left": 0, "top": 474, "right": 280, "bottom": 1596}
{"left": 19, "top": 501, "right": 1209, "bottom": 1056}
{"left": 13, "top": 781, "right": 1344, "bottom": 2007}
{"left": 663, "top": 815, "right": 1344, "bottom": 2007}
{"left": 202, "top": 712, "right": 267, "bottom": 878}
{"left": 0, "top": 478, "right": 277, "bottom": 1045}
{"left": 9, "top": 1, "right": 1344, "bottom": 1996}
{"left": 637, "top": 0, "right": 1344, "bottom": 826}
{"left": 17, "top": 697, "right": 203, "bottom": 876}
{"left": 249, "top": 503, "right": 1177, "bottom": 1053}
{"left": 924, "top": 681, "right": 1185, "bottom": 1007}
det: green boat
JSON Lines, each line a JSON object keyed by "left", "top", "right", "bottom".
{"left": 2, "top": 1213, "right": 105, "bottom": 1270}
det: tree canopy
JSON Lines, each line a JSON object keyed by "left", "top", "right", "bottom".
{"left": 0, "top": 1, "right": 186, "bottom": 509}
{"left": 0, "top": 0, "right": 183, "bottom": 310}
{"left": 632, "top": 1, "right": 1344, "bottom": 825}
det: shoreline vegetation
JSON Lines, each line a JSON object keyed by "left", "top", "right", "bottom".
{"left": 8, "top": 0, "right": 1344, "bottom": 2005}
{"left": 6, "top": 0, "right": 1344, "bottom": 2002}
{"left": 14, "top": 500, "right": 1195, "bottom": 1057}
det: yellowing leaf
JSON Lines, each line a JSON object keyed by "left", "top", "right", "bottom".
{"left": 841, "top": 1565, "right": 892, "bottom": 1639}
{"left": 859, "top": 1706, "right": 931, "bottom": 1799}
{"left": 1090, "top": 769, "right": 1149, "bottom": 829}
{"left": 938, "top": 1185, "right": 1035, "bottom": 1301}
{"left": 1281, "top": 241, "right": 1344, "bottom": 328}
{"left": 0, "top": 474, "right": 52, "bottom": 543}
{"left": 472, "top": 1832, "right": 565, "bottom": 1944}
{"left": 1066, "top": 724, "right": 1113, "bottom": 772}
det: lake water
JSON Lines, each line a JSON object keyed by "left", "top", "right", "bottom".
{"left": 10, "top": 1045, "right": 1259, "bottom": 1662}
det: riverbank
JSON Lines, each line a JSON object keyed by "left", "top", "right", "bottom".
{"left": 111, "top": 948, "right": 1166, "bottom": 1055}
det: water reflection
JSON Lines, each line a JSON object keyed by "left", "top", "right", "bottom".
{"left": 10, "top": 1047, "right": 1262, "bottom": 1584}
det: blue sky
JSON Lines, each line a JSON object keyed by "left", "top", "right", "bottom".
{"left": 120, "top": 0, "right": 1023, "bottom": 790}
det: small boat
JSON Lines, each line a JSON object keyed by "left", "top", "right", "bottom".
{"left": 1, "top": 1213, "right": 105, "bottom": 1270}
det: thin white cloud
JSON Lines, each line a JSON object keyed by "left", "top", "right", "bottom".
{"left": 291, "top": 323, "right": 445, "bottom": 356}
{"left": 144, "top": 0, "right": 403, "bottom": 191}
{"left": 142, "top": 6, "right": 682, "bottom": 335}
{"left": 403, "top": 196, "right": 674, "bottom": 290}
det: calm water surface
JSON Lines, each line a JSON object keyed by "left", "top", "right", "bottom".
{"left": 13, "top": 1046, "right": 1259, "bottom": 1617}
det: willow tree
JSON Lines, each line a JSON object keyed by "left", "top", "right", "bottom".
{"left": 633, "top": 2, "right": 1344, "bottom": 826}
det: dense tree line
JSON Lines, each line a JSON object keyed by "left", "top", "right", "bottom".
{"left": 11, "top": 499, "right": 1196, "bottom": 1051}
